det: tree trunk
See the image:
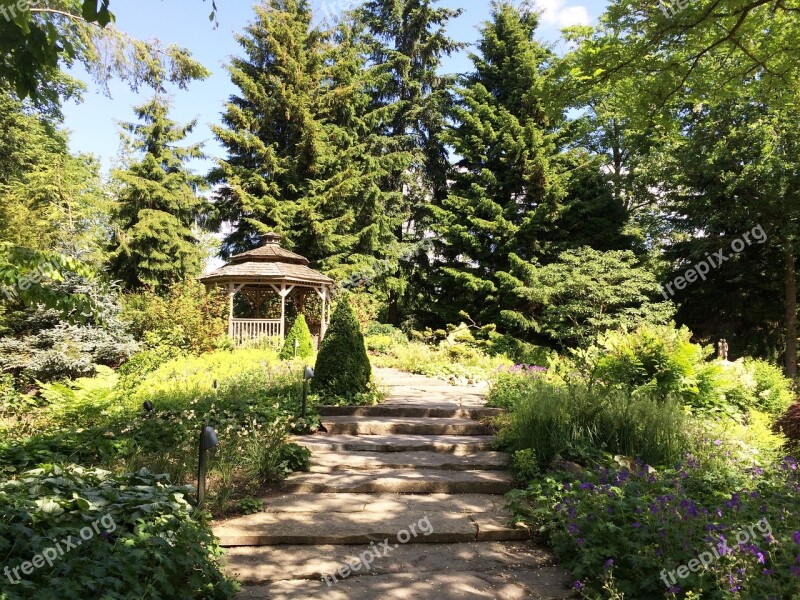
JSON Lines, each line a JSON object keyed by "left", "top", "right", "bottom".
{"left": 785, "top": 245, "right": 797, "bottom": 378}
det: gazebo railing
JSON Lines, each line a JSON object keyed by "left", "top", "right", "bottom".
{"left": 230, "top": 319, "right": 282, "bottom": 346}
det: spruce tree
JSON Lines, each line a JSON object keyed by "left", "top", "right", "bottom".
{"left": 209, "top": 0, "right": 350, "bottom": 259}
{"left": 110, "top": 97, "right": 205, "bottom": 292}
{"left": 426, "top": 2, "right": 564, "bottom": 327}
{"left": 354, "top": 0, "right": 464, "bottom": 323}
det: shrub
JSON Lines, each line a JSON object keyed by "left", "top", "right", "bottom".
{"left": 0, "top": 350, "right": 311, "bottom": 512}
{"left": 496, "top": 378, "right": 688, "bottom": 468}
{"left": 122, "top": 280, "right": 228, "bottom": 354}
{"left": 775, "top": 402, "right": 800, "bottom": 448}
{"left": 279, "top": 314, "right": 314, "bottom": 360}
{"left": 748, "top": 358, "right": 795, "bottom": 415}
{"left": 0, "top": 465, "right": 237, "bottom": 599}
{"left": 0, "top": 322, "right": 138, "bottom": 383}
{"left": 313, "top": 299, "right": 372, "bottom": 398}
{"left": 509, "top": 451, "right": 800, "bottom": 599}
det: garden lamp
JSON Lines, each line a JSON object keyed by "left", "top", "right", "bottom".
{"left": 197, "top": 424, "right": 220, "bottom": 508}
{"left": 302, "top": 366, "right": 314, "bottom": 418}
{"left": 294, "top": 338, "right": 299, "bottom": 357}
{"left": 143, "top": 401, "right": 153, "bottom": 419}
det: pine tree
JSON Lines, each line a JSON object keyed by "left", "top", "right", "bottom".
{"left": 425, "top": 2, "right": 564, "bottom": 327}
{"left": 110, "top": 96, "right": 205, "bottom": 292}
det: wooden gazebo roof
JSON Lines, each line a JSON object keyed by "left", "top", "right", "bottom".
{"left": 199, "top": 233, "right": 334, "bottom": 288}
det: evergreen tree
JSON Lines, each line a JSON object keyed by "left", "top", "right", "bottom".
{"left": 110, "top": 96, "right": 205, "bottom": 293}
{"left": 280, "top": 314, "right": 315, "bottom": 359}
{"left": 314, "top": 298, "right": 372, "bottom": 398}
{"left": 658, "top": 98, "right": 799, "bottom": 369}
{"left": 426, "top": 2, "right": 564, "bottom": 328}
{"left": 354, "top": 0, "right": 463, "bottom": 323}
{"left": 209, "top": 0, "right": 339, "bottom": 257}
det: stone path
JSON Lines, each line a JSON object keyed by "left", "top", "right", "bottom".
{"left": 215, "top": 368, "right": 574, "bottom": 599}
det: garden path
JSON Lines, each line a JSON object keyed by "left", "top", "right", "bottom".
{"left": 214, "top": 368, "right": 574, "bottom": 599}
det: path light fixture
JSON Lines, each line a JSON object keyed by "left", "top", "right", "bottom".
{"left": 294, "top": 338, "right": 299, "bottom": 358}
{"left": 197, "top": 424, "right": 220, "bottom": 508}
{"left": 302, "top": 366, "right": 314, "bottom": 418}
{"left": 142, "top": 401, "right": 153, "bottom": 420}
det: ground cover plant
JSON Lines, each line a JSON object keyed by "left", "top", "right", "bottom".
{"left": 494, "top": 324, "right": 800, "bottom": 599}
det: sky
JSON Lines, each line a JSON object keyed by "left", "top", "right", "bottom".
{"left": 62, "top": 0, "right": 608, "bottom": 174}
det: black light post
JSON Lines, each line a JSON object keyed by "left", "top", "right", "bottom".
{"left": 302, "top": 366, "right": 314, "bottom": 418}
{"left": 197, "top": 424, "right": 219, "bottom": 508}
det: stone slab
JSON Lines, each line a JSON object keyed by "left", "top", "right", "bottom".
{"left": 215, "top": 511, "right": 478, "bottom": 546}
{"left": 225, "top": 541, "right": 557, "bottom": 584}
{"left": 279, "top": 468, "right": 513, "bottom": 494}
{"left": 258, "top": 493, "right": 507, "bottom": 515}
{"left": 317, "top": 405, "right": 504, "bottom": 419}
{"left": 321, "top": 416, "right": 492, "bottom": 436}
{"left": 296, "top": 434, "right": 496, "bottom": 454}
{"left": 308, "top": 451, "right": 508, "bottom": 472}
{"left": 236, "top": 569, "right": 575, "bottom": 599}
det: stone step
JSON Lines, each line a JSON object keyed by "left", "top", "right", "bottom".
{"left": 236, "top": 568, "right": 575, "bottom": 600}
{"left": 320, "top": 416, "right": 493, "bottom": 436}
{"left": 317, "top": 405, "right": 504, "bottom": 419}
{"left": 225, "top": 541, "right": 558, "bottom": 585}
{"left": 279, "top": 468, "right": 513, "bottom": 494}
{"left": 308, "top": 450, "right": 508, "bottom": 472}
{"left": 258, "top": 493, "right": 509, "bottom": 515}
{"left": 215, "top": 504, "right": 529, "bottom": 547}
{"left": 296, "top": 434, "right": 496, "bottom": 454}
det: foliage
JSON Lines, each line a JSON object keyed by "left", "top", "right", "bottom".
{"left": 0, "top": 0, "right": 212, "bottom": 110}
{"left": 0, "top": 276, "right": 138, "bottom": 384}
{"left": 314, "top": 299, "right": 372, "bottom": 399}
{"left": 280, "top": 314, "right": 315, "bottom": 360}
{"left": 499, "top": 248, "right": 675, "bottom": 346}
{"left": 509, "top": 446, "right": 800, "bottom": 599}
{"left": 494, "top": 376, "right": 689, "bottom": 469}
{"left": 109, "top": 97, "right": 207, "bottom": 292}
{"left": 510, "top": 448, "right": 540, "bottom": 487}
{"left": 0, "top": 350, "right": 312, "bottom": 513}
{"left": 0, "top": 464, "right": 237, "bottom": 599}
{"left": 122, "top": 280, "right": 228, "bottom": 354}
{"left": 775, "top": 402, "right": 800, "bottom": 451}
{"left": 574, "top": 325, "right": 795, "bottom": 419}
{"left": 426, "top": 2, "right": 563, "bottom": 328}
{"left": 370, "top": 334, "right": 512, "bottom": 381}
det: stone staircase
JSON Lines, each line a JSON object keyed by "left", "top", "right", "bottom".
{"left": 215, "top": 368, "right": 573, "bottom": 599}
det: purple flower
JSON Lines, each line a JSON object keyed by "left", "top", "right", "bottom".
{"left": 573, "top": 580, "right": 583, "bottom": 590}
{"left": 603, "top": 559, "right": 614, "bottom": 570}
{"left": 713, "top": 439, "right": 722, "bottom": 446}
{"left": 793, "top": 531, "right": 800, "bottom": 545}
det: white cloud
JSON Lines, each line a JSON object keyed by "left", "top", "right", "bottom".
{"left": 535, "top": 0, "right": 591, "bottom": 27}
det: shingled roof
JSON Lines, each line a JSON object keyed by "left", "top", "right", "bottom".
{"left": 200, "top": 233, "right": 334, "bottom": 287}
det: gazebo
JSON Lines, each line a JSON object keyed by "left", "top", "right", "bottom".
{"left": 200, "top": 233, "right": 335, "bottom": 347}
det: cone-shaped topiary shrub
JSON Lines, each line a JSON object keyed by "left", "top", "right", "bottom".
{"left": 313, "top": 299, "right": 372, "bottom": 397}
{"left": 280, "top": 314, "right": 315, "bottom": 360}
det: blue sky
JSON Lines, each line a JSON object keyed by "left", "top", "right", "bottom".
{"left": 62, "top": 0, "right": 608, "bottom": 173}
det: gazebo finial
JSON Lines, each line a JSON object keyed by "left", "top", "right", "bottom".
{"left": 262, "top": 232, "right": 282, "bottom": 245}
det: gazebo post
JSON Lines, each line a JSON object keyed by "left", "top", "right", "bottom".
{"left": 280, "top": 284, "right": 286, "bottom": 340}
{"left": 227, "top": 283, "right": 235, "bottom": 338}
{"left": 320, "top": 286, "right": 328, "bottom": 341}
